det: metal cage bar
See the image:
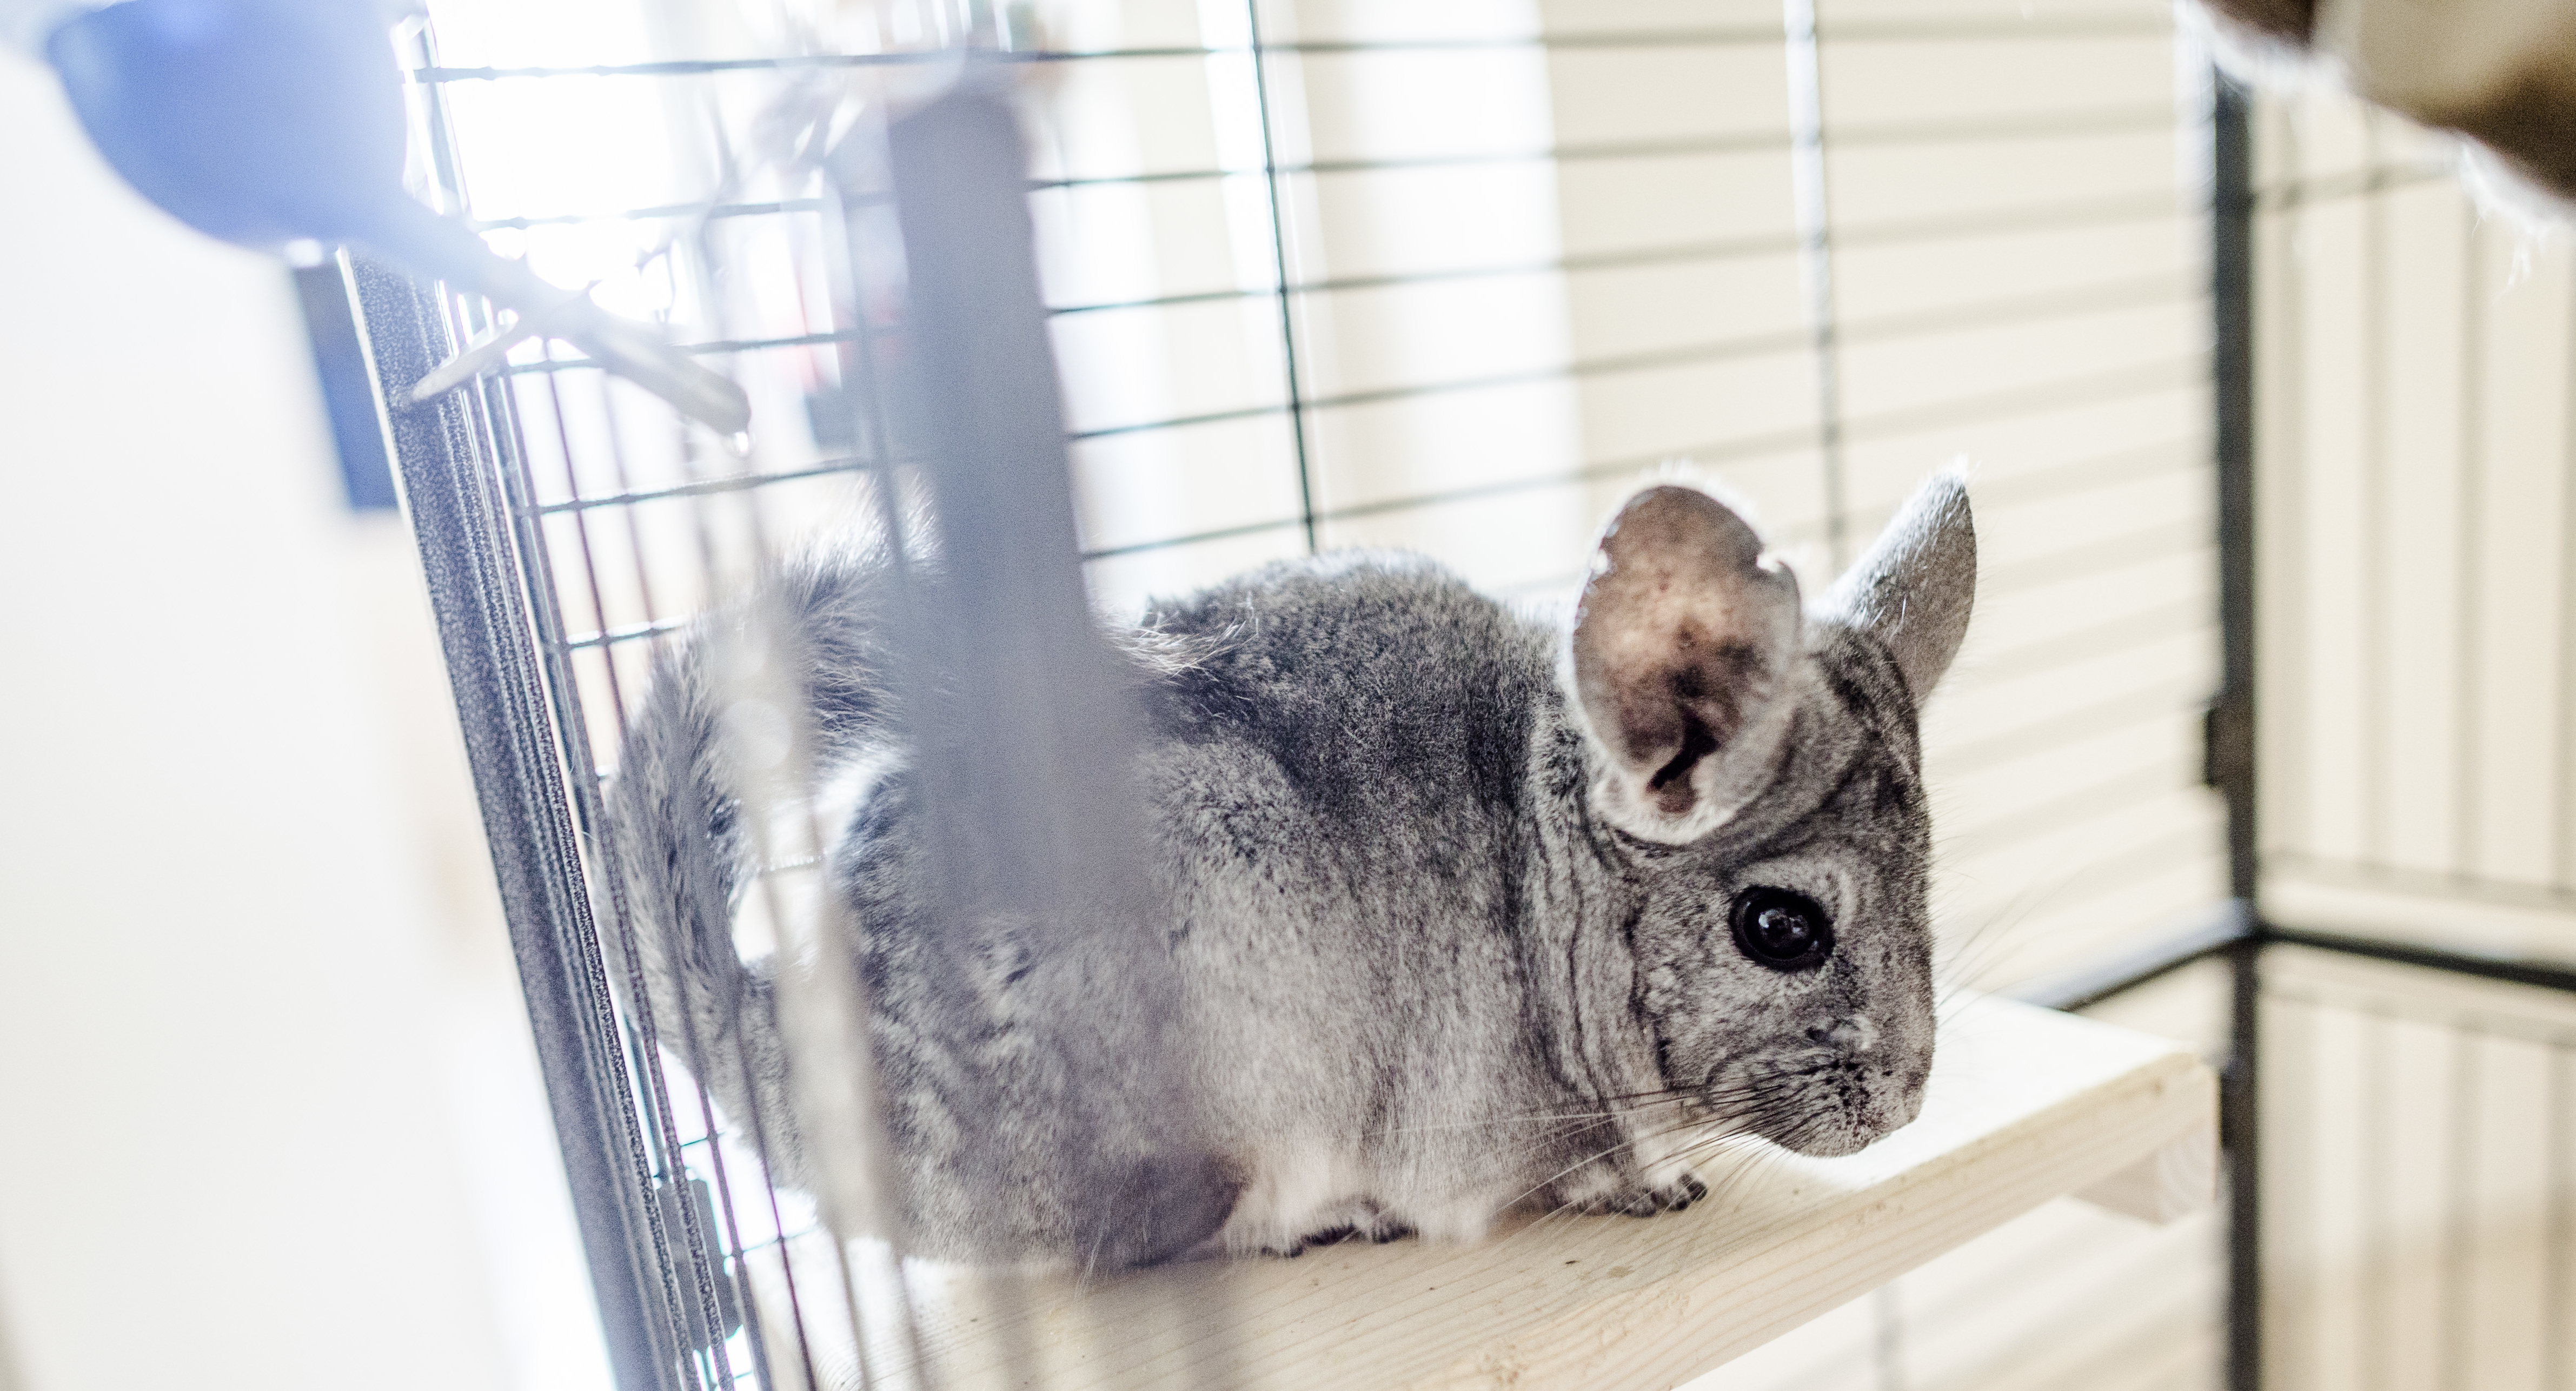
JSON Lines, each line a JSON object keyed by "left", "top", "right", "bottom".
{"left": 2211, "top": 69, "right": 2265, "bottom": 1391}
{"left": 342, "top": 255, "right": 687, "bottom": 1391}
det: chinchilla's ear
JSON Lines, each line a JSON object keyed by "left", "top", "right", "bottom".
{"left": 1822, "top": 469, "right": 1976, "bottom": 701}
{"left": 1569, "top": 485, "right": 1802, "bottom": 843}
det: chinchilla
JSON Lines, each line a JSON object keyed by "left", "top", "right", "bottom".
{"left": 605, "top": 469, "right": 1975, "bottom": 1271}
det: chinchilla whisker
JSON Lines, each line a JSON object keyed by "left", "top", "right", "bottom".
{"left": 1933, "top": 831, "right": 2136, "bottom": 1001}
{"left": 1671, "top": 1137, "right": 1770, "bottom": 1197}
{"left": 1931, "top": 912, "right": 2034, "bottom": 1001}
{"left": 1506, "top": 1132, "right": 1675, "bottom": 1215}
{"left": 1501, "top": 1110, "right": 1735, "bottom": 1221}
{"left": 1699, "top": 1144, "right": 1800, "bottom": 1213}
{"left": 1517, "top": 1095, "right": 1789, "bottom": 1235}
{"left": 1371, "top": 1092, "right": 1702, "bottom": 1137}
{"left": 1588, "top": 1085, "right": 1709, "bottom": 1108}
{"left": 1936, "top": 991, "right": 2014, "bottom": 1034}
{"left": 1521, "top": 1122, "right": 1775, "bottom": 1238}
{"left": 1933, "top": 871, "right": 2059, "bottom": 979}
{"left": 1445, "top": 1083, "right": 1759, "bottom": 1150}
{"left": 1511, "top": 1075, "right": 1842, "bottom": 1239}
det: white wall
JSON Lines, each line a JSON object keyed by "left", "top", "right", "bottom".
{"left": 0, "top": 44, "right": 600, "bottom": 1391}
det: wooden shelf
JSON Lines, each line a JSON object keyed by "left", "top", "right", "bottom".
{"left": 844, "top": 998, "right": 2214, "bottom": 1390}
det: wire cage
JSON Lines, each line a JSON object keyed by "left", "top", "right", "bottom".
{"left": 346, "top": 1, "right": 2235, "bottom": 1387}
{"left": 329, "top": 0, "right": 2576, "bottom": 1387}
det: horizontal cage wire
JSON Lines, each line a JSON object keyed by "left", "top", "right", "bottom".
{"left": 367, "top": 0, "right": 2280, "bottom": 1385}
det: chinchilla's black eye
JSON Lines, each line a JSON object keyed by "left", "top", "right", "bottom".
{"left": 1729, "top": 886, "right": 1835, "bottom": 972}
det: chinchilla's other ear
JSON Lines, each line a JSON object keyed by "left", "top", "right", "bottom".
{"left": 1822, "top": 469, "right": 1976, "bottom": 702}
{"left": 1570, "top": 485, "right": 1802, "bottom": 843}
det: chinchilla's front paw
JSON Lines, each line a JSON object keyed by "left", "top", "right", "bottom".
{"left": 1579, "top": 1172, "right": 1708, "bottom": 1218}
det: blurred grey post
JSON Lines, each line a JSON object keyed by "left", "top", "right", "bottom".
{"left": 885, "top": 78, "right": 1151, "bottom": 919}
{"left": 885, "top": 73, "right": 1225, "bottom": 1325}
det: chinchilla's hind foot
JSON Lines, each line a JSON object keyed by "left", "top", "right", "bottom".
{"left": 1579, "top": 1171, "right": 1708, "bottom": 1218}
{"left": 1273, "top": 1224, "right": 1352, "bottom": 1258}
{"left": 1084, "top": 1152, "right": 1246, "bottom": 1270}
{"left": 1268, "top": 1202, "right": 1414, "bottom": 1258}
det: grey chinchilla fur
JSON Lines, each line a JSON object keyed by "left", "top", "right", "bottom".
{"left": 606, "top": 471, "right": 1977, "bottom": 1272}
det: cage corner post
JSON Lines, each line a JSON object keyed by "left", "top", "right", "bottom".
{"left": 337, "top": 252, "right": 693, "bottom": 1391}
{"left": 2209, "top": 62, "right": 2265, "bottom": 1391}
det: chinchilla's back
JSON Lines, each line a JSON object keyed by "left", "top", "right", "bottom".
{"left": 606, "top": 545, "right": 1596, "bottom": 1265}
{"left": 1137, "top": 552, "right": 1569, "bottom": 845}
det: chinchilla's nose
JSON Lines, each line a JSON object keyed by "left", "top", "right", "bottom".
{"left": 1805, "top": 1016, "right": 1878, "bottom": 1053}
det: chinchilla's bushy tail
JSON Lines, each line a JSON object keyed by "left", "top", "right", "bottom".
{"left": 601, "top": 542, "right": 905, "bottom": 1178}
